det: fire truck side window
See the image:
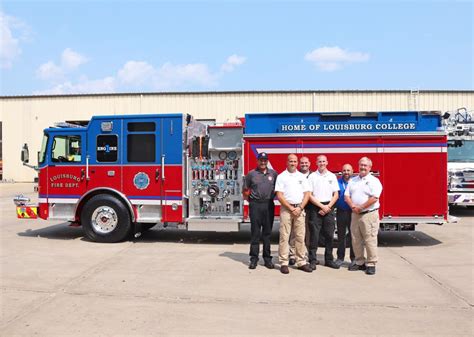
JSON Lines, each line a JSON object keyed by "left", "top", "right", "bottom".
{"left": 127, "top": 134, "right": 155, "bottom": 162}
{"left": 51, "top": 135, "right": 81, "bottom": 163}
{"left": 97, "top": 135, "right": 118, "bottom": 162}
{"left": 128, "top": 122, "right": 156, "bottom": 132}
{"left": 39, "top": 134, "right": 48, "bottom": 164}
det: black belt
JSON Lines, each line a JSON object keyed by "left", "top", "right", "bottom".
{"left": 359, "top": 208, "right": 379, "bottom": 215}
{"left": 289, "top": 203, "right": 301, "bottom": 208}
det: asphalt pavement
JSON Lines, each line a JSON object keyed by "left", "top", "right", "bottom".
{"left": 1, "top": 183, "right": 473, "bottom": 336}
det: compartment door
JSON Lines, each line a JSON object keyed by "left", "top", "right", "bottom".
{"left": 122, "top": 118, "right": 163, "bottom": 222}
{"left": 161, "top": 116, "right": 184, "bottom": 222}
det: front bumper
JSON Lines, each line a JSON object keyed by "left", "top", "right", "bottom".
{"left": 16, "top": 205, "right": 38, "bottom": 219}
{"left": 14, "top": 194, "right": 38, "bottom": 219}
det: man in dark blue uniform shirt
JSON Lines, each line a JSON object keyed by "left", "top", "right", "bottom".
{"left": 335, "top": 163, "right": 355, "bottom": 267}
{"left": 243, "top": 152, "right": 278, "bottom": 269}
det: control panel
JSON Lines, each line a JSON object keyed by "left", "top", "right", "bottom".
{"left": 187, "top": 125, "right": 243, "bottom": 218}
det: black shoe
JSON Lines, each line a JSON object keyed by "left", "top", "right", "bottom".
{"left": 297, "top": 264, "right": 313, "bottom": 273}
{"left": 310, "top": 262, "right": 317, "bottom": 271}
{"left": 348, "top": 263, "right": 367, "bottom": 271}
{"left": 280, "top": 265, "right": 289, "bottom": 274}
{"left": 264, "top": 261, "right": 275, "bottom": 269}
{"left": 325, "top": 260, "right": 341, "bottom": 269}
{"left": 248, "top": 260, "right": 257, "bottom": 269}
{"left": 366, "top": 266, "right": 376, "bottom": 275}
{"left": 289, "top": 258, "right": 296, "bottom": 266}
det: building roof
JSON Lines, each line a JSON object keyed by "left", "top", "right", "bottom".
{"left": 1, "top": 89, "right": 473, "bottom": 99}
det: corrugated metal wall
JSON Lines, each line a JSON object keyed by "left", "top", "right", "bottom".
{"left": 1, "top": 90, "right": 473, "bottom": 181}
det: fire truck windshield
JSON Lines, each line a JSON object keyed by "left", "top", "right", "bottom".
{"left": 39, "top": 134, "right": 48, "bottom": 164}
{"left": 448, "top": 140, "right": 474, "bottom": 162}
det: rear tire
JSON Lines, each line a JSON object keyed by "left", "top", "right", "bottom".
{"left": 81, "top": 194, "right": 132, "bottom": 243}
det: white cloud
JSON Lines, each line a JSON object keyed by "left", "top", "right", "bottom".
{"left": 221, "top": 54, "right": 247, "bottom": 72}
{"left": 305, "top": 46, "right": 370, "bottom": 72}
{"left": 0, "top": 12, "right": 30, "bottom": 69}
{"left": 36, "top": 61, "right": 63, "bottom": 80}
{"left": 34, "top": 76, "right": 116, "bottom": 95}
{"left": 61, "top": 48, "right": 88, "bottom": 69}
{"left": 36, "top": 48, "right": 88, "bottom": 80}
{"left": 116, "top": 60, "right": 217, "bottom": 89}
{"left": 154, "top": 62, "right": 218, "bottom": 89}
{"left": 35, "top": 54, "right": 243, "bottom": 94}
{"left": 118, "top": 61, "right": 154, "bottom": 85}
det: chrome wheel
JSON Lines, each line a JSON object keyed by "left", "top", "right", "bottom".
{"left": 91, "top": 206, "right": 118, "bottom": 234}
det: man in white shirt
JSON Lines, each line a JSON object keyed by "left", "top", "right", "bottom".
{"left": 289, "top": 156, "right": 312, "bottom": 266}
{"left": 307, "top": 155, "right": 340, "bottom": 270}
{"left": 275, "top": 154, "right": 312, "bottom": 274}
{"left": 344, "top": 157, "right": 383, "bottom": 275}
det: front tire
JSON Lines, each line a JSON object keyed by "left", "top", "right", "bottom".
{"left": 81, "top": 194, "right": 132, "bottom": 243}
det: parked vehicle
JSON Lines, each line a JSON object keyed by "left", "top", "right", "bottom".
{"left": 15, "top": 111, "right": 448, "bottom": 242}
{"left": 443, "top": 108, "right": 474, "bottom": 207}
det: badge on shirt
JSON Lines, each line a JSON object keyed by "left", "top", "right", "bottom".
{"left": 268, "top": 176, "right": 273, "bottom": 181}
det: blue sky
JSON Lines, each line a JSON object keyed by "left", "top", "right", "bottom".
{"left": 1, "top": 1, "right": 472, "bottom": 96}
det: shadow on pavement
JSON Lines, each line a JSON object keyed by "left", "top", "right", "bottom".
{"left": 219, "top": 251, "right": 327, "bottom": 267}
{"left": 219, "top": 252, "right": 249, "bottom": 266}
{"left": 139, "top": 228, "right": 280, "bottom": 245}
{"left": 378, "top": 231, "right": 442, "bottom": 247}
{"left": 17, "top": 223, "right": 85, "bottom": 240}
{"left": 449, "top": 206, "right": 474, "bottom": 218}
{"left": 17, "top": 223, "right": 442, "bottom": 248}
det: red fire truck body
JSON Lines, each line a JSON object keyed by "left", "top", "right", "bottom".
{"left": 16, "top": 111, "right": 447, "bottom": 242}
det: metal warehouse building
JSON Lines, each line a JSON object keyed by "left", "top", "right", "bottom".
{"left": 1, "top": 89, "right": 473, "bottom": 182}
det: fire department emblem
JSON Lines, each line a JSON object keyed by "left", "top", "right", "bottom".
{"left": 133, "top": 172, "right": 150, "bottom": 190}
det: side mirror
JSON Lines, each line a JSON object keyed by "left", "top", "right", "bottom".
{"left": 21, "top": 143, "right": 29, "bottom": 163}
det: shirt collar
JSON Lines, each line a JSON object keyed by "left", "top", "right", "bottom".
{"left": 316, "top": 169, "right": 328, "bottom": 176}
{"left": 256, "top": 167, "right": 268, "bottom": 174}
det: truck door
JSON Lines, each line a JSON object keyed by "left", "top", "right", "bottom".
{"left": 46, "top": 131, "right": 87, "bottom": 220}
{"left": 122, "top": 118, "right": 163, "bottom": 223}
{"left": 161, "top": 115, "right": 184, "bottom": 223}
{"left": 86, "top": 119, "right": 122, "bottom": 192}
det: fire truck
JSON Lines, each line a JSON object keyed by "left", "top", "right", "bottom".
{"left": 443, "top": 108, "right": 474, "bottom": 207}
{"left": 15, "top": 111, "right": 448, "bottom": 242}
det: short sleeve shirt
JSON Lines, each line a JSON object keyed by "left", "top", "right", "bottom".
{"left": 344, "top": 173, "right": 383, "bottom": 211}
{"left": 308, "top": 170, "right": 340, "bottom": 203}
{"left": 336, "top": 177, "right": 351, "bottom": 211}
{"left": 275, "top": 169, "right": 311, "bottom": 204}
{"left": 244, "top": 168, "right": 278, "bottom": 200}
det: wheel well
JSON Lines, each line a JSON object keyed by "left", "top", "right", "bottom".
{"left": 75, "top": 189, "right": 135, "bottom": 223}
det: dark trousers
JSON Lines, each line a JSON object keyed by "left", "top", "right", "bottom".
{"left": 249, "top": 200, "right": 275, "bottom": 263}
{"left": 336, "top": 209, "right": 355, "bottom": 261}
{"left": 308, "top": 204, "right": 336, "bottom": 263}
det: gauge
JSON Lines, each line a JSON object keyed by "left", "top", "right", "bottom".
{"left": 207, "top": 185, "right": 220, "bottom": 197}
{"left": 227, "top": 150, "right": 237, "bottom": 160}
{"left": 218, "top": 151, "right": 227, "bottom": 160}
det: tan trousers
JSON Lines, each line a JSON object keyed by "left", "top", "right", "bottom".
{"left": 350, "top": 210, "right": 379, "bottom": 267}
{"left": 279, "top": 207, "right": 307, "bottom": 267}
{"left": 289, "top": 214, "right": 310, "bottom": 259}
